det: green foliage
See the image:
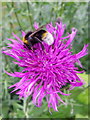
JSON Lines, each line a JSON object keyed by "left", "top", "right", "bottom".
{"left": 2, "top": 2, "right": 89, "bottom": 73}
{"left": 1, "top": 2, "right": 89, "bottom": 119}
{"left": 2, "top": 73, "right": 89, "bottom": 118}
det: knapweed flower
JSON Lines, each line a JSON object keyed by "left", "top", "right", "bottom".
{"left": 3, "top": 21, "right": 88, "bottom": 111}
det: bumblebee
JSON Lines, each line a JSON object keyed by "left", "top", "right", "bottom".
{"left": 23, "top": 24, "right": 54, "bottom": 50}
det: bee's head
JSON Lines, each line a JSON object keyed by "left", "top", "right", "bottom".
{"left": 42, "top": 31, "right": 54, "bottom": 45}
{"left": 22, "top": 31, "right": 33, "bottom": 44}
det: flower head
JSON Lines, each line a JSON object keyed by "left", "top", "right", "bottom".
{"left": 3, "top": 21, "right": 88, "bottom": 111}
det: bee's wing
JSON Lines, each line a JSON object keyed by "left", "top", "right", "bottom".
{"left": 29, "top": 24, "right": 48, "bottom": 37}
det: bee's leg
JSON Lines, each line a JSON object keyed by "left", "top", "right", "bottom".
{"left": 34, "top": 37, "right": 45, "bottom": 50}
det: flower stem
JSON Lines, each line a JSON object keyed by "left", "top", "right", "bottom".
{"left": 23, "top": 98, "right": 29, "bottom": 118}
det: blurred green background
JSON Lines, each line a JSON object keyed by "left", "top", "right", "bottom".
{"left": 1, "top": 2, "right": 89, "bottom": 119}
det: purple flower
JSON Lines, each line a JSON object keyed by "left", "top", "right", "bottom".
{"left": 2, "top": 21, "right": 88, "bottom": 111}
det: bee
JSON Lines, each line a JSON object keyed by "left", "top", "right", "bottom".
{"left": 23, "top": 24, "right": 54, "bottom": 50}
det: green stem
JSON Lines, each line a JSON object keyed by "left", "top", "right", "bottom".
{"left": 23, "top": 98, "right": 29, "bottom": 118}
{"left": 12, "top": 2, "right": 23, "bottom": 31}
{"left": 26, "top": 1, "right": 33, "bottom": 29}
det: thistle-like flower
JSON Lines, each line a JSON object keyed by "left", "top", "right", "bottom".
{"left": 3, "top": 21, "right": 88, "bottom": 111}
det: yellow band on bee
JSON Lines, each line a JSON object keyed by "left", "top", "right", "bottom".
{"left": 23, "top": 37, "right": 28, "bottom": 44}
{"left": 42, "top": 31, "right": 48, "bottom": 39}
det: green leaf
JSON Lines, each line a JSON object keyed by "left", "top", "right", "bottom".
{"left": 78, "top": 73, "right": 89, "bottom": 87}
